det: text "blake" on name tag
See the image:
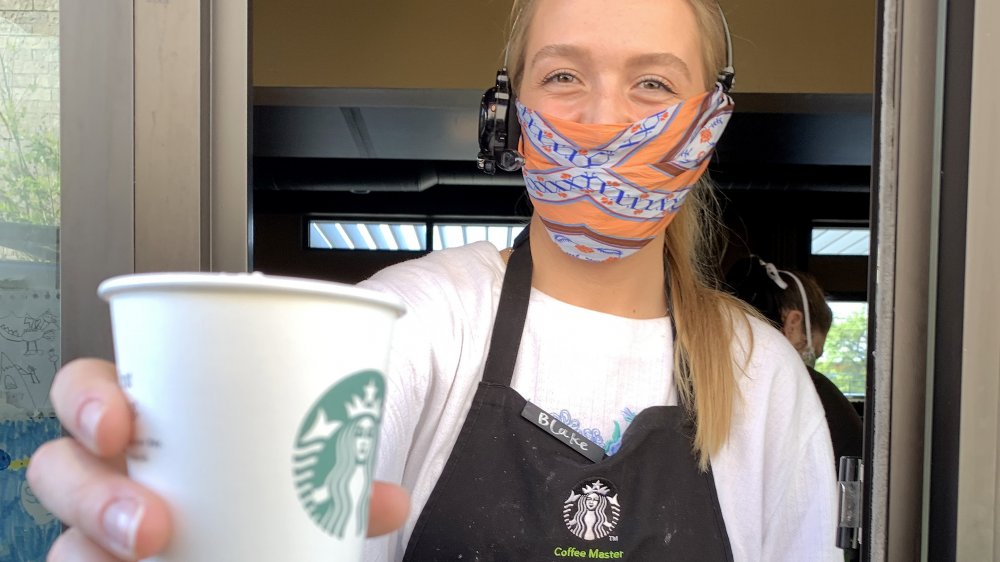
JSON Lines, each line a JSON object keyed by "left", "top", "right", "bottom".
{"left": 521, "top": 401, "right": 606, "bottom": 463}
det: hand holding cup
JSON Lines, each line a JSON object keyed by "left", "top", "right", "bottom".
{"left": 28, "top": 273, "right": 410, "bottom": 561}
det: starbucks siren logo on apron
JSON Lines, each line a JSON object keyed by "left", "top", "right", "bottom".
{"left": 563, "top": 478, "right": 622, "bottom": 540}
{"left": 292, "top": 370, "right": 384, "bottom": 539}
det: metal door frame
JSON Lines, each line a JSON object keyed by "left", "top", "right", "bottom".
{"left": 867, "top": 0, "right": 998, "bottom": 558}
{"left": 61, "top": 0, "right": 250, "bottom": 361}
{"left": 864, "top": 0, "right": 942, "bottom": 555}
{"left": 951, "top": 0, "right": 1000, "bottom": 558}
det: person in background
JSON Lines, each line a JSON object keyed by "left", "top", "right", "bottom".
{"left": 27, "top": 1, "right": 843, "bottom": 560}
{"left": 725, "top": 256, "right": 864, "bottom": 465}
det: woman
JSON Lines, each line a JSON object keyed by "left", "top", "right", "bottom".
{"left": 28, "top": 0, "right": 840, "bottom": 560}
{"left": 725, "top": 256, "right": 865, "bottom": 465}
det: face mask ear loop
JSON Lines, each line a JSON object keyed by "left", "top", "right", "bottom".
{"left": 758, "top": 258, "right": 789, "bottom": 290}
{"left": 780, "top": 270, "right": 813, "bottom": 361}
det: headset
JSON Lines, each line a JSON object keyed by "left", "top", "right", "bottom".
{"left": 477, "top": 5, "right": 736, "bottom": 175}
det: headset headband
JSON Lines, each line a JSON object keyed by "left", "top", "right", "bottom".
{"left": 718, "top": 9, "right": 735, "bottom": 92}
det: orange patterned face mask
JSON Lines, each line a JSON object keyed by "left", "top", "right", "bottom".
{"left": 515, "top": 84, "right": 734, "bottom": 262}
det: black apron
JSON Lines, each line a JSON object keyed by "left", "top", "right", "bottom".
{"left": 402, "top": 235, "right": 734, "bottom": 561}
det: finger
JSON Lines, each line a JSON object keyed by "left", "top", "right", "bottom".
{"left": 28, "top": 438, "right": 171, "bottom": 560}
{"left": 367, "top": 481, "right": 410, "bottom": 537}
{"left": 48, "top": 527, "right": 124, "bottom": 562}
{"left": 50, "top": 358, "right": 133, "bottom": 457}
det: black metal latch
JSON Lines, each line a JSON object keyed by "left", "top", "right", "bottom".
{"left": 837, "top": 456, "right": 863, "bottom": 550}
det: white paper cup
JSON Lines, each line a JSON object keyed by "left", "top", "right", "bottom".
{"left": 98, "top": 272, "right": 405, "bottom": 562}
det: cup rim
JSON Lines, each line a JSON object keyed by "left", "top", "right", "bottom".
{"left": 98, "top": 272, "right": 405, "bottom": 316}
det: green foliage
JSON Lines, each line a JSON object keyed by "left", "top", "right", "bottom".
{"left": 816, "top": 310, "right": 868, "bottom": 396}
{"left": 0, "top": 124, "right": 59, "bottom": 226}
{"left": 0, "top": 40, "right": 60, "bottom": 262}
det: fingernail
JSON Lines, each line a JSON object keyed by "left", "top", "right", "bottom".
{"left": 78, "top": 400, "right": 105, "bottom": 448}
{"left": 103, "top": 498, "right": 144, "bottom": 556}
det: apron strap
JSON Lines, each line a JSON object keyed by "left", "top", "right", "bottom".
{"left": 481, "top": 228, "right": 532, "bottom": 386}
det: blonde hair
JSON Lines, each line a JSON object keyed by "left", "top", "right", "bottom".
{"left": 506, "top": 0, "right": 751, "bottom": 470}
{"left": 665, "top": 183, "right": 753, "bottom": 471}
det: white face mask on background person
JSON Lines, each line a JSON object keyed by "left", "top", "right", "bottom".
{"left": 800, "top": 345, "right": 818, "bottom": 369}
{"left": 780, "top": 308, "right": 822, "bottom": 369}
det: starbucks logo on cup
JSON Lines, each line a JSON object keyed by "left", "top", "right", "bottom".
{"left": 292, "top": 370, "right": 384, "bottom": 539}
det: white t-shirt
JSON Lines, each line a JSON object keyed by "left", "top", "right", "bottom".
{"left": 359, "top": 241, "right": 840, "bottom": 561}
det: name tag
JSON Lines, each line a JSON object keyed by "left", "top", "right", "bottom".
{"left": 521, "top": 401, "right": 606, "bottom": 463}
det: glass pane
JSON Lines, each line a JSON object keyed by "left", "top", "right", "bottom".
{"left": 815, "top": 301, "right": 868, "bottom": 398}
{"left": 310, "top": 220, "right": 526, "bottom": 252}
{"left": 308, "top": 220, "right": 428, "bottom": 251}
{"left": 435, "top": 223, "right": 525, "bottom": 250}
{"left": 811, "top": 227, "right": 870, "bottom": 256}
{"left": 0, "top": 3, "right": 62, "bottom": 557}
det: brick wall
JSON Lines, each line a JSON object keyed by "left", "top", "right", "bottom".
{"left": 0, "top": 1, "right": 59, "bottom": 147}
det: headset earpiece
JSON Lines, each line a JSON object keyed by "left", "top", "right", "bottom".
{"left": 477, "top": 68, "right": 525, "bottom": 175}
{"left": 717, "top": 67, "right": 735, "bottom": 93}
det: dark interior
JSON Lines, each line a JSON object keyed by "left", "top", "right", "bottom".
{"left": 252, "top": 90, "right": 872, "bottom": 302}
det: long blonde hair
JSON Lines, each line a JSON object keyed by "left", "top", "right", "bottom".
{"left": 506, "top": 0, "right": 752, "bottom": 470}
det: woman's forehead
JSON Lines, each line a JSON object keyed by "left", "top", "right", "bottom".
{"left": 523, "top": 0, "right": 703, "bottom": 69}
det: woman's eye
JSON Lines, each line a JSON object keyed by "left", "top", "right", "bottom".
{"left": 638, "top": 78, "right": 673, "bottom": 92}
{"left": 542, "top": 72, "right": 577, "bottom": 85}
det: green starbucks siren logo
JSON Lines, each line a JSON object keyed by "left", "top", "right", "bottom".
{"left": 292, "top": 370, "right": 384, "bottom": 538}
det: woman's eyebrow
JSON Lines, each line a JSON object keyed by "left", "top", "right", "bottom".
{"left": 625, "top": 53, "right": 692, "bottom": 81}
{"left": 531, "top": 44, "right": 593, "bottom": 67}
{"left": 530, "top": 46, "right": 691, "bottom": 81}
